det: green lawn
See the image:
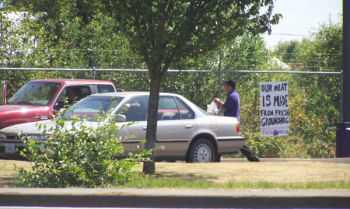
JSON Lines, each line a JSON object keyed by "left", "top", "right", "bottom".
{"left": 1, "top": 159, "right": 350, "bottom": 189}
{"left": 0, "top": 159, "right": 30, "bottom": 187}
{"left": 124, "top": 176, "right": 350, "bottom": 190}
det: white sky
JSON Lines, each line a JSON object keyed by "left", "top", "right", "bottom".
{"left": 264, "top": 0, "right": 342, "bottom": 49}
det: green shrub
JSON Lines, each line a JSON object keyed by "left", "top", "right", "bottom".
{"left": 15, "top": 110, "right": 150, "bottom": 188}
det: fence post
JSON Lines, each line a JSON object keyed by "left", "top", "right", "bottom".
{"left": 340, "top": 68, "right": 343, "bottom": 123}
{"left": 336, "top": 0, "right": 350, "bottom": 157}
{"left": 92, "top": 49, "right": 96, "bottom": 80}
{"left": 218, "top": 51, "right": 222, "bottom": 99}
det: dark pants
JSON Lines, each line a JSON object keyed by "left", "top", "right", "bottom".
{"left": 240, "top": 144, "right": 259, "bottom": 161}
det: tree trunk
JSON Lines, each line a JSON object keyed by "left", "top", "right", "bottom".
{"left": 143, "top": 70, "right": 162, "bottom": 174}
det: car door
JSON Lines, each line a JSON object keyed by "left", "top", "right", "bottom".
{"left": 156, "top": 96, "right": 195, "bottom": 158}
{"left": 116, "top": 96, "right": 148, "bottom": 155}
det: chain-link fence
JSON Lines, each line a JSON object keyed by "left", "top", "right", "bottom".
{"left": 0, "top": 49, "right": 342, "bottom": 158}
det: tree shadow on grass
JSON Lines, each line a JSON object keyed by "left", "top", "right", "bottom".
{"left": 0, "top": 176, "right": 16, "bottom": 188}
{"left": 155, "top": 171, "right": 218, "bottom": 181}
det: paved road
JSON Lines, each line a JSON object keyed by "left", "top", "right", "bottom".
{"left": 0, "top": 188, "right": 349, "bottom": 208}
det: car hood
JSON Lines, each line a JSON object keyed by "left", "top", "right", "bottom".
{"left": 0, "top": 119, "right": 100, "bottom": 136}
{"left": 0, "top": 105, "right": 50, "bottom": 118}
{"left": 0, "top": 120, "right": 57, "bottom": 135}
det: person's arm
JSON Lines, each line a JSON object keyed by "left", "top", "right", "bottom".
{"left": 214, "top": 98, "right": 226, "bottom": 112}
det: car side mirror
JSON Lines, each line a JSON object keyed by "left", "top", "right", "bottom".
{"left": 54, "top": 100, "right": 70, "bottom": 111}
{"left": 0, "top": 81, "right": 7, "bottom": 105}
{"left": 115, "top": 114, "right": 126, "bottom": 122}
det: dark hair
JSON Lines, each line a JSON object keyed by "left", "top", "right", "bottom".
{"left": 224, "top": 79, "right": 236, "bottom": 90}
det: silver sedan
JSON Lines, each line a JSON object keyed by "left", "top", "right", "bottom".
{"left": 0, "top": 92, "right": 244, "bottom": 162}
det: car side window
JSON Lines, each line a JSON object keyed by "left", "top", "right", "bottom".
{"left": 97, "top": 85, "right": 115, "bottom": 93}
{"left": 175, "top": 97, "right": 195, "bottom": 119}
{"left": 118, "top": 96, "right": 148, "bottom": 122}
{"left": 158, "top": 96, "right": 180, "bottom": 120}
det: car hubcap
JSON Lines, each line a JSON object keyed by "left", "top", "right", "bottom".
{"left": 194, "top": 144, "right": 212, "bottom": 162}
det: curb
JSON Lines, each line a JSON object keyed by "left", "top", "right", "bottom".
{"left": 0, "top": 188, "right": 350, "bottom": 208}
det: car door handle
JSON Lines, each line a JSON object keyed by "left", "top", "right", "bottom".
{"left": 185, "top": 124, "right": 193, "bottom": 129}
{"left": 142, "top": 127, "right": 147, "bottom": 130}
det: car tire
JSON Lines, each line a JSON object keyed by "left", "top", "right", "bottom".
{"left": 187, "top": 138, "right": 216, "bottom": 163}
{"left": 215, "top": 154, "right": 221, "bottom": 162}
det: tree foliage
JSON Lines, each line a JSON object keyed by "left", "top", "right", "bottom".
{"left": 98, "top": 0, "right": 280, "bottom": 174}
{"left": 272, "top": 19, "right": 342, "bottom": 157}
{"left": 2, "top": 1, "right": 342, "bottom": 163}
{"left": 16, "top": 110, "right": 150, "bottom": 188}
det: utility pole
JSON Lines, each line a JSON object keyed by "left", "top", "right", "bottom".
{"left": 336, "top": 0, "right": 350, "bottom": 157}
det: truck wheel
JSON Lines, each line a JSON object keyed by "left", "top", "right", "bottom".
{"left": 188, "top": 138, "right": 216, "bottom": 163}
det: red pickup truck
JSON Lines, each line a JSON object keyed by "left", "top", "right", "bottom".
{"left": 0, "top": 79, "right": 117, "bottom": 130}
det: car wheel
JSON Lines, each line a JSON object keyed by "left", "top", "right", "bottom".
{"left": 215, "top": 154, "right": 221, "bottom": 162}
{"left": 188, "top": 138, "right": 216, "bottom": 163}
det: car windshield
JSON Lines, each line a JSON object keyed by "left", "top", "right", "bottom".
{"left": 62, "top": 96, "right": 123, "bottom": 122}
{"left": 9, "top": 82, "right": 61, "bottom": 106}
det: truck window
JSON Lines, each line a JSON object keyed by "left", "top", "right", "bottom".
{"left": 97, "top": 85, "right": 115, "bottom": 93}
{"left": 58, "top": 86, "right": 91, "bottom": 106}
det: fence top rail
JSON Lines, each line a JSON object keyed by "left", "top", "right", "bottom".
{"left": 0, "top": 67, "right": 342, "bottom": 75}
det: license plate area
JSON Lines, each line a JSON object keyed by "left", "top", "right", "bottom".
{"left": 5, "top": 143, "right": 16, "bottom": 153}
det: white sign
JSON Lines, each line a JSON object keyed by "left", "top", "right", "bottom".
{"left": 260, "top": 82, "right": 289, "bottom": 136}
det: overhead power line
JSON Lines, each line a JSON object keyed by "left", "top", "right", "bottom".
{"left": 269, "top": 33, "right": 309, "bottom": 37}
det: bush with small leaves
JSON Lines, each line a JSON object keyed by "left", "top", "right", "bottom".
{"left": 15, "top": 109, "right": 150, "bottom": 188}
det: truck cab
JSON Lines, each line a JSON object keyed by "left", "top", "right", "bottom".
{"left": 0, "top": 79, "right": 116, "bottom": 129}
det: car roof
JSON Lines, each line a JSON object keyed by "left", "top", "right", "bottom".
{"left": 91, "top": 91, "right": 179, "bottom": 97}
{"left": 29, "top": 79, "right": 114, "bottom": 85}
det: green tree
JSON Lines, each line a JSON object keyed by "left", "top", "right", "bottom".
{"left": 6, "top": 1, "right": 281, "bottom": 173}
{"left": 3, "top": 0, "right": 141, "bottom": 96}
{"left": 272, "top": 19, "right": 342, "bottom": 157}
{"left": 100, "top": 0, "right": 280, "bottom": 174}
{"left": 273, "top": 40, "right": 301, "bottom": 63}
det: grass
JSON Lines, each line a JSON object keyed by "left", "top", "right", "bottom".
{"left": 124, "top": 175, "right": 350, "bottom": 190}
{"left": 1, "top": 159, "right": 350, "bottom": 189}
{"left": 0, "top": 159, "right": 31, "bottom": 188}
{"left": 133, "top": 161, "right": 350, "bottom": 183}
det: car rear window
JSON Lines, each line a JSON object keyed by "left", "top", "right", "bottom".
{"left": 175, "top": 97, "right": 195, "bottom": 119}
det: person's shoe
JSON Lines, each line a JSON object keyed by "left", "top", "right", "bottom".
{"left": 247, "top": 155, "right": 260, "bottom": 162}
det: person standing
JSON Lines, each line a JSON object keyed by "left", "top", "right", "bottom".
{"left": 214, "top": 79, "right": 260, "bottom": 162}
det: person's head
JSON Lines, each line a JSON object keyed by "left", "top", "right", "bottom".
{"left": 223, "top": 79, "right": 236, "bottom": 93}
